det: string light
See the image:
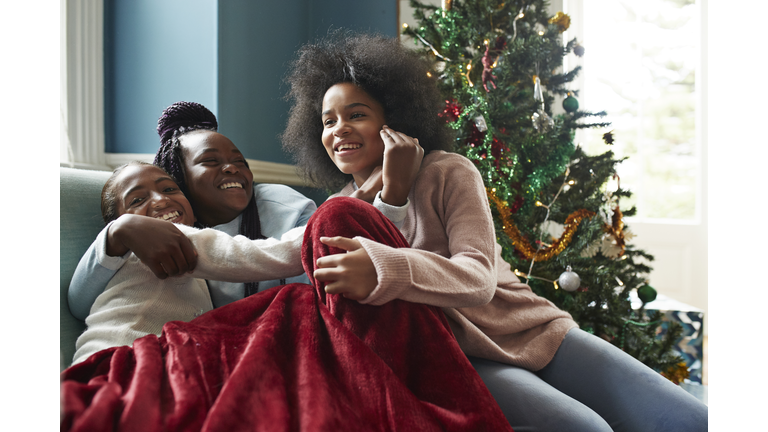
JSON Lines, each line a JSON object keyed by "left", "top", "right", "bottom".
{"left": 511, "top": 7, "right": 526, "bottom": 42}
{"left": 413, "top": 33, "right": 450, "bottom": 61}
{"left": 465, "top": 62, "right": 474, "bottom": 87}
{"left": 515, "top": 269, "right": 560, "bottom": 290}
{"left": 402, "top": 23, "right": 408, "bottom": 29}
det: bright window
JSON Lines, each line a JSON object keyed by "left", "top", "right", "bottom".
{"left": 572, "top": 0, "right": 699, "bottom": 221}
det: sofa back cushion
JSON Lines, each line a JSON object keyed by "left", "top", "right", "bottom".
{"left": 60, "top": 167, "right": 112, "bottom": 371}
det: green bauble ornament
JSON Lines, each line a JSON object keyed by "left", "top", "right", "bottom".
{"left": 637, "top": 284, "right": 657, "bottom": 304}
{"left": 562, "top": 93, "right": 579, "bottom": 113}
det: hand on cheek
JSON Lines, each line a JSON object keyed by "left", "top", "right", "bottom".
{"left": 380, "top": 126, "right": 424, "bottom": 206}
{"left": 314, "top": 236, "right": 378, "bottom": 301}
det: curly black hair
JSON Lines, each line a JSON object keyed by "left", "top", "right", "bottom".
{"left": 282, "top": 31, "right": 454, "bottom": 191}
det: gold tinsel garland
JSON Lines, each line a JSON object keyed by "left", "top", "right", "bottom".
{"left": 487, "top": 188, "right": 595, "bottom": 261}
{"left": 548, "top": 12, "right": 571, "bottom": 33}
{"left": 604, "top": 205, "right": 627, "bottom": 257}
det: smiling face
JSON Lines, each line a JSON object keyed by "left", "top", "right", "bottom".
{"left": 321, "top": 82, "right": 387, "bottom": 186}
{"left": 179, "top": 130, "right": 254, "bottom": 227}
{"left": 114, "top": 164, "right": 195, "bottom": 226}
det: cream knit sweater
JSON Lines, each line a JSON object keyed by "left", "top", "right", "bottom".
{"left": 72, "top": 224, "right": 306, "bottom": 365}
{"left": 339, "top": 151, "right": 578, "bottom": 371}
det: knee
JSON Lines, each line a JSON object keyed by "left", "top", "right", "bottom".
{"left": 311, "top": 197, "right": 380, "bottom": 224}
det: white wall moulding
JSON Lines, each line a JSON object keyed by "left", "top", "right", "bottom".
{"left": 102, "top": 153, "right": 308, "bottom": 187}
{"left": 245, "top": 159, "right": 307, "bottom": 187}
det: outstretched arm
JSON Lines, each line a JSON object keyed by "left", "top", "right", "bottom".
{"left": 176, "top": 225, "right": 306, "bottom": 283}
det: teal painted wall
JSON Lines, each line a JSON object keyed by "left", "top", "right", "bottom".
{"left": 105, "top": 0, "right": 397, "bottom": 164}
{"left": 104, "top": 0, "right": 218, "bottom": 154}
{"left": 216, "top": 0, "right": 308, "bottom": 163}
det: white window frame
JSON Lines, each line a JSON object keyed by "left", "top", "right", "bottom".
{"left": 60, "top": 0, "right": 107, "bottom": 171}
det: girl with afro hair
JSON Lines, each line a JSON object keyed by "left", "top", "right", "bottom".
{"left": 282, "top": 31, "right": 707, "bottom": 431}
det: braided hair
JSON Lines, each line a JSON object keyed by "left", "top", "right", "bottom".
{"left": 154, "top": 101, "right": 270, "bottom": 297}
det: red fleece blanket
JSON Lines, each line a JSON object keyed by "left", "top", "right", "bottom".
{"left": 61, "top": 197, "right": 513, "bottom": 431}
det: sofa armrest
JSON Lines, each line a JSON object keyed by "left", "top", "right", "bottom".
{"left": 60, "top": 167, "right": 112, "bottom": 371}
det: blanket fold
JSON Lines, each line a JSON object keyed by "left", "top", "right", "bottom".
{"left": 61, "top": 197, "right": 513, "bottom": 432}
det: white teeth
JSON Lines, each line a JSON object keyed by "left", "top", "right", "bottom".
{"left": 156, "top": 211, "right": 179, "bottom": 221}
{"left": 220, "top": 182, "right": 243, "bottom": 190}
{"left": 336, "top": 143, "right": 361, "bottom": 151}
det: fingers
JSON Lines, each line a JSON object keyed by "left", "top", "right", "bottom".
{"left": 315, "top": 238, "right": 357, "bottom": 270}
{"left": 148, "top": 263, "right": 170, "bottom": 279}
{"left": 319, "top": 236, "right": 361, "bottom": 252}
{"left": 315, "top": 272, "right": 367, "bottom": 301}
{"left": 115, "top": 214, "right": 199, "bottom": 279}
{"left": 380, "top": 125, "right": 420, "bottom": 147}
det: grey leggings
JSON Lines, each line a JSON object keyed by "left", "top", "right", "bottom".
{"left": 469, "top": 328, "right": 708, "bottom": 431}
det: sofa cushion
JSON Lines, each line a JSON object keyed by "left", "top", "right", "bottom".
{"left": 60, "top": 167, "right": 112, "bottom": 371}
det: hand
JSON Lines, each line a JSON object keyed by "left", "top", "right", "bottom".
{"left": 314, "top": 236, "right": 378, "bottom": 301}
{"left": 380, "top": 125, "right": 424, "bottom": 206}
{"left": 349, "top": 166, "right": 383, "bottom": 204}
{"left": 107, "top": 214, "right": 198, "bottom": 279}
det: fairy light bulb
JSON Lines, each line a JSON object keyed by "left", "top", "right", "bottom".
{"left": 518, "top": 12, "right": 525, "bottom": 18}
{"left": 426, "top": 71, "right": 432, "bottom": 78}
{"left": 466, "top": 63, "right": 474, "bottom": 87}
{"left": 538, "top": 30, "right": 545, "bottom": 36}
{"left": 402, "top": 23, "right": 408, "bottom": 29}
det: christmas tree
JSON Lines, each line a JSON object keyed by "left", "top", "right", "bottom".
{"left": 403, "top": 0, "right": 686, "bottom": 378}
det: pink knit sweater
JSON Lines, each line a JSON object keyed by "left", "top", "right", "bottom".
{"left": 337, "top": 151, "right": 578, "bottom": 371}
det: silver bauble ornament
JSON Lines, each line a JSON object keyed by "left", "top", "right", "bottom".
{"left": 558, "top": 266, "right": 581, "bottom": 292}
{"left": 532, "top": 109, "right": 554, "bottom": 132}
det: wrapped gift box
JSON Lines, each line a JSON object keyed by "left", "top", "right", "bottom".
{"left": 629, "top": 292, "right": 705, "bottom": 384}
